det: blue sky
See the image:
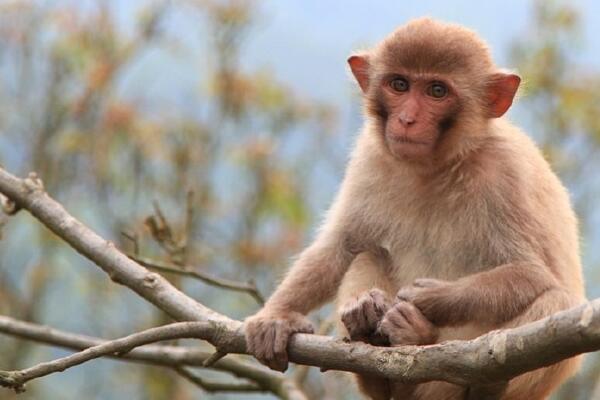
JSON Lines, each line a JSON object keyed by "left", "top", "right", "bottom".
{"left": 117, "top": 0, "right": 600, "bottom": 110}
{"left": 243, "top": 0, "right": 600, "bottom": 103}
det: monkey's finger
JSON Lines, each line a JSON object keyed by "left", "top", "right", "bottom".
{"left": 370, "top": 329, "right": 391, "bottom": 346}
{"left": 260, "top": 323, "right": 277, "bottom": 364}
{"left": 384, "top": 303, "right": 412, "bottom": 328}
{"left": 369, "top": 289, "right": 391, "bottom": 317}
{"left": 397, "top": 301, "right": 422, "bottom": 321}
{"left": 270, "top": 358, "right": 288, "bottom": 373}
{"left": 396, "top": 287, "right": 418, "bottom": 302}
{"left": 341, "top": 312, "right": 364, "bottom": 339}
{"left": 341, "top": 304, "right": 360, "bottom": 330}
{"left": 349, "top": 299, "right": 368, "bottom": 332}
{"left": 340, "top": 305, "right": 353, "bottom": 326}
{"left": 363, "top": 298, "right": 381, "bottom": 329}
{"left": 379, "top": 312, "right": 405, "bottom": 335}
{"left": 368, "top": 288, "right": 388, "bottom": 304}
{"left": 272, "top": 322, "right": 290, "bottom": 372}
{"left": 397, "top": 301, "right": 431, "bottom": 329}
{"left": 358, "top": 298, "right": 373, "bottom": 332}
{"left": 293, "top": 318, "right": 315, "bottom": 334}
{"left": 249, "top": 323, "right": 268, "bottom": 359}
{"left": 396, "top": 302, "right": 439, "bottom": 344}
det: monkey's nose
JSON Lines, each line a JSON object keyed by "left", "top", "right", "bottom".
{"left": 399, "top": 115, "right": 416, "bottom": 126}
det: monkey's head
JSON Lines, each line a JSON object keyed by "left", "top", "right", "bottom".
{"left": 349, "top": 18, "right": 520, "bottom": 163}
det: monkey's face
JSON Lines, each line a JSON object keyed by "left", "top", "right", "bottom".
{"left": 375, "top": 73, "right": 460, "bottom": 160}
{"left": 348, "top": 18, "right": 520, "bottom": 163}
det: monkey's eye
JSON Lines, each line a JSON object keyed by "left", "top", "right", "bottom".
{"left": 427, "top": 82, "right": 448, "bottom": 98}
{"left": 389, "top": 77, "right": 409, "bottom": 92}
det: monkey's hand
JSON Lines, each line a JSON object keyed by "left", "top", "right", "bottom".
{"left": 340, "top": 289, "right": 391, "bottom": 345}
{"left": 378, "top": 300, "right": 439, "bottom": 346}
{"left": 396, "top": 278, "right": 453, "bottom": 326}
{"left": 244, "top": 310, "right": 314, "bottom": 372}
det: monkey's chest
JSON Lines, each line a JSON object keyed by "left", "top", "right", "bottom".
{"left": 381, "top": 207, "right": 513, "bottom": 287}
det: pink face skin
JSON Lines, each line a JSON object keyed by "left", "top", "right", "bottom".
{"left": 379, "top": 74, "right": 459, "bottom": 160}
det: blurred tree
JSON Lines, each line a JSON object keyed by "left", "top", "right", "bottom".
{"left": 0, "top": 0, "right": 337, "bottom": 398}
{"left": 0, "top": 0, "right": 599, "bottom": 399}
{"left": 510, "top": 1, "right": 600, "bottom": 399}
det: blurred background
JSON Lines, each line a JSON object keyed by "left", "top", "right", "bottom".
{"left": 0, "top": 0, "right": 599, "bottom": 399}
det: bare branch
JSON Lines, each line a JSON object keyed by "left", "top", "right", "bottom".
{"left": 0, "top": 194, "right": 20, "bottom": 215}
{"left": 294, "top": 315, "right": 336, "bottom": 384}
{"left": 0, "top": 316, "right": 304, "bottom": 399}
{"left": 202, "top": 349, "right": 228, "bottom": 367}
{"left": 121, "top": 230, "right": 140, "bottom": 256}
{"left": 0, "top": 168, "right": 225, "bottom": 324}
{"left": 1, "top": 167, "right": 600, "bottom": 394}
{"left": 175, "top": 367, "right": 262, "bottom": 392}
{"left": 181, "top": 189, "right": 195, "bottom": 262}
{"left": 0, "top": 322, "right": 212, "bottom": 391}
{"left": 129, "top": 254, "right": 264, "bottom": 304}
{"left": 146, "top": 200, "right": 179, "bottom": 255}
{"left": 3, "top": 288, "right": 600, "bottom": 393}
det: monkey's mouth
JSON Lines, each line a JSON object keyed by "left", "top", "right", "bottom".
{"left": 386, "top": 134, "right": 431, "bottom": 146}
{"left": 385, "top": 134, "right": 434, "bottom": 159}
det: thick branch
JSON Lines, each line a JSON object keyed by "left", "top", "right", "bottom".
{"left": 3, "top": 300, "right": 600, "bottom": 391}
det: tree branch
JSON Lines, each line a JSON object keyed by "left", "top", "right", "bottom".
{"left": 128, "top": 254, "right": 264, "bottom": 304}
{"left": 3, "top": 294, "right": 600, "bottom": 392}
{"left": 0, "top": 170, "right": 224, "bottom": 324}
{"left": 0, "top": 321, "right": 214, "bottom": 391}
{"left": 1, "top": 167, "right": 600, "bottom": 394}
{"left": 0, "top": 316, "right": 303, "bottom": 399}
{"left": 175, "top": 367, "right": 262, "bottom": 393}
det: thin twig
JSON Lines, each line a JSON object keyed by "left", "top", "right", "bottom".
{"left": 0, "top": 168, "right": 220, "bottom": 322}
{"left": 175, "top": 367, "right": 262, "bottom": 392}
{"left": 0, "top": 315, "right": 303, "bottom": 399}
{"left": 0, "top": 194, "right": 20, "bottom": 215}
{"left": 121, "top": 230, "right": 140, "bottom": 256}
{"left": 129, "top": 253, "right": 265, "bottom": 304}
{"left": 202, "top": 349, "right": 228, "bottom": 367}
{"left": 145, "top": 200, "right": 179, "bottom": 255}
{"left": 152, "top": 200, "right": 169, "bottom": 232}
{"left": 0, "top": 322, "right": 212, "bottom": 392}
{"left": 181, "top": 189, "right": 195, "bottom": 264}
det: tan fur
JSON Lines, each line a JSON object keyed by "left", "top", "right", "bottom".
{"left": 244, "top": 18, "right": 585, "bottom": 399}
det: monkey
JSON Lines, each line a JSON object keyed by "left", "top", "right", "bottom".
{"left": 244, "top": 18, "right": 585, "bottom": 400}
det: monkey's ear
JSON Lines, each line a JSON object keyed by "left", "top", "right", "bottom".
{"left": 348, "top": 55, "right": 370, "bottom": 93}
{"left": 486, "top": 73, "right": 521, "bottom": 118}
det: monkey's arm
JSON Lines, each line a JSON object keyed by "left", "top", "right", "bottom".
{"left": 245, "top": 221, "right": 364, "bottom": 371}
{"left": 400, "top": 262, "right": 562, "bottom": 327}
{"left": 266, "top": 234, "right": 358, "bottom": 315}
